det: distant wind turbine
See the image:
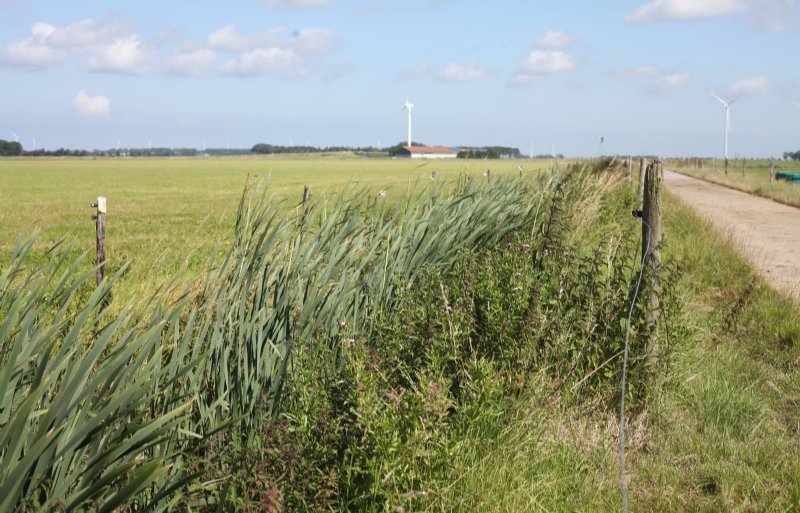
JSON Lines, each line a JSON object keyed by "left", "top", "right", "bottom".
{"left": 403, "top": 97, "right": 414, "bottom": 147}
{"left": 710, "top": 92, "right": 742, "bottom": 161}
{"left": 32, "top": 137, "right": 36, "bottom": 151}
{"left": 11, "top": 132, "right": 19, "bottom": 142}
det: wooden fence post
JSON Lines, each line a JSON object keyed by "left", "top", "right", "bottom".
{"left": 641, "top": 161, "right": 662, "bottom": 360}
{"left": 302, "top": 185, "right": 310, "bottom": 216}
{"left": 724, "top": 157, "right": 729, "bottom": 175}
{"left": 627, "top": 156, "right": 632, "bottom": 183}
{"left": 92, "top": 196, "right": 106, "bottom": 285}
{"left": 637, "top": 158, "right": 646, "bottom": 200}
{"left": 770, "top": 157, "right": 775, "bottom": 182}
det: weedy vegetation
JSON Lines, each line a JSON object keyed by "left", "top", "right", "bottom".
{"left": 1, "top": 156, "right": 797, "bottom": 512}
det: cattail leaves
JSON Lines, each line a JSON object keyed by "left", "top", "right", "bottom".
{"left": 0, "top": 173, "right": 550, "bottom": 510}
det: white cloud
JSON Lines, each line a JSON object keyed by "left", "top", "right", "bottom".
{"left": 518, "top": 50, "right": 576, "bottom": 74}
{"left": 625, "top": 0, "right": 748, "bottom": 21}
{"left": 0, "top": 19, "right": 150, "bottom": 73}
{"left": 208, "top": 25, "right": 336, "bottom": 55}
{"left": 219, "top": 47, "right": 309, "bottom": 77}
{"left": 614, "top": 66, "right": 691, "bottom": 93}
{"left": 536, "top": 30, "right": 576, "bottom": 50}
{"left": 354, "top": 0, "right": 385, "bottom": 14}
{"left": 438, "top": 63, "right": 488, "bottom": 82}
{"left": 0, "top": 23, "right": 66, "bottom": 70}
{"left": 747, "top": 0, "right": 799, "bottom": 31}
{"left": 653, "top": 73, "right": 691, "bottom": 92}
{"left": 264, "top": 0, "right": 334, "bottom": 7}
{"left": 729, "top": 75, "right": 771, "bottom": 95}
{"left": 86, "top": 35, "right": 153, "bottom": 74}
{"left": 164, "top": 48, "right": 216, "bottom": 76}
{"left": 72, "top": 89, "right": 110, "bottom": 117}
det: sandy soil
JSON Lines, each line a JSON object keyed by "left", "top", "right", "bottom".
{"left": 664, "top": 170, "right": 800, "bottom": 302}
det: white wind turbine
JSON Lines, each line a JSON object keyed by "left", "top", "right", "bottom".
{"left": 403, "top": 97, "right": 414, "bottom": 147}
{"left": 710, "top": 92, "right": 741, "bottom": 161}
{"left": 11, "top": 132, "right": 19, "bottom": 143}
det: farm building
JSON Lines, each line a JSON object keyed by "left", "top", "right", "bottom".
{"left": 395, "top": 145, "right": 458, "bottom": 159}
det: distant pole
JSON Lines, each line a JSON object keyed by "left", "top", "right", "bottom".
{"left": 641, "top": 161, "right": 662, "bottom": 359}
{"left": 92, "top": 196, "right": 107, "bottom": 285}
{"left": 637, "top": 158, "right": 646, "bottom": 200}
{"left": 485, "top": 169, "right": 491, "bottom": 183}
{"left": 724, "top": 157, "right": 729, "bottom": 175}
{"left": 742, "top": 158, "right": 745, "bottom": 177}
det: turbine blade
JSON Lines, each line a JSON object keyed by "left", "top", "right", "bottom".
{"left": 728, "top": 94, "right": 744, "bottom": 105}
{"left": 710, "top": 92, "right": 727, "bottom": 106}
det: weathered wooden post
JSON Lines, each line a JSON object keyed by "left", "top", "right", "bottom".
{"left": 770, "top": 157, "right": 775, "bottom": 182}
{"left": 724, "top": 157, "right": 729, "bottom": 175}
{"left": 637, "top": 158, "right": 646, "bottom": 200}
{"left": 641, "top": 161, "right": 662, "bottom": 360}
{"left": 92, "top": 196, "right": 106, "bottom": 285}
{"left": 302, "top": 185, "right": 310, "bottom": 216}
{"left": 485, "top": 168, "right": 491, "bottom": 182}
{"left": 627, "top": 156, "right": 632, "bottom": 183}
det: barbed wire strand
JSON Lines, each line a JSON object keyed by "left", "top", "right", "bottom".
{"left": 620, "top": 218, "right": 653, "bottom": 513}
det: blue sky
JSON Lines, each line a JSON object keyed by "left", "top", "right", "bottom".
{"left": 0, "top": 0, "right": 798, "bottom": 157}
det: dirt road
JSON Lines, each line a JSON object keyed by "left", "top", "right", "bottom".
{"left": 664, "top": 170, "right": 800, "bottom": 302}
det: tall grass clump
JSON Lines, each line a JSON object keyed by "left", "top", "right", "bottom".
{"left": 1, "top": 172, "right": 553, "bottom": 510}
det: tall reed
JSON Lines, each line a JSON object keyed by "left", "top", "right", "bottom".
{"left": 0, "top": 172, "right": 552, "bottom": 510}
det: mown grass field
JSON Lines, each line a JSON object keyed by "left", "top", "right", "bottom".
{"left": 0, "top": 155, "right": 554, "bottom": 300}
{"left": 668, "top": 158, "right": 800, "bottom": 207}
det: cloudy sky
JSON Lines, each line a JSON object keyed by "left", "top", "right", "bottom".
{"left": 1, "top": 0, "right": 798, "bottom": 157}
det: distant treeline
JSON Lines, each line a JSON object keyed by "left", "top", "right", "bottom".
{"left": 458, "top": 146, "right": 521, "bottom": 159}
{"left": 784, "top": 151, "right": 800, "bottom": 161}
{"left": 1, "top": 138, "right": 525, "bottom": 159}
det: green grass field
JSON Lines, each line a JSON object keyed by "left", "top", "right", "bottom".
{"left": 0, "top": 156, "right": 555, "bottom": 300}
{"left": 668, "top": 159, "right": 800, "bottom": 207}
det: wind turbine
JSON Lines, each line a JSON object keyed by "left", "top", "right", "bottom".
{"left": 403, "top": 97, "right": 414, "bottom": 147}
{"left": 11, "top": 132, "right": 19, "bottom": 143}
{"left": 32, "top": 137, "right": 36, "bottom": 151}
{"left": 710, "top": 92, "right": 741, "bottom": 162}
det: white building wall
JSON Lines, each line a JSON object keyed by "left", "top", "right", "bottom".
{"left": 410, "top": 153, "right": 457, "bottom": 159}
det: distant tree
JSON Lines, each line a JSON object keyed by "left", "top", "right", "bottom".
{"left": 0, "top": 139, "right": 23, "bottom": 156}
{"left": 387, "top": 141, "right": 425, "bottom": 156}
{"left": 784, "top": 150, "right": 800, "bottom": 161}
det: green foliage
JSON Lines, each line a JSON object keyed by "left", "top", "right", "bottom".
{"left": 206, "top": 163, "right": 681, "bottom": 511}
{"left": 0, "top": 139, "right": 22, "bottom": 156}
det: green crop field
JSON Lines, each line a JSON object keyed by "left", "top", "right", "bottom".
{"left": 0, "top": 155, "right": 555, "bottom": 300}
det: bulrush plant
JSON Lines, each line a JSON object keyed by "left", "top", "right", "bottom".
{"left": 0, "top": 172, "right": 552, "bottom": 510}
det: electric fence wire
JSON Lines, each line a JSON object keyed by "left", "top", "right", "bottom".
{"left": 619, "top": 219, "right": 653, "bottom": 513}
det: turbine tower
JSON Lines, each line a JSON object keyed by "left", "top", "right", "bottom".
{"left": 710, "top": 92, "right": 741, "bottom": 162}
{"left": 11, "top": 132, "right": 19, "bottom": 142}
{"left": 403, "top": 97, "right": 414, "bottom": 147}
